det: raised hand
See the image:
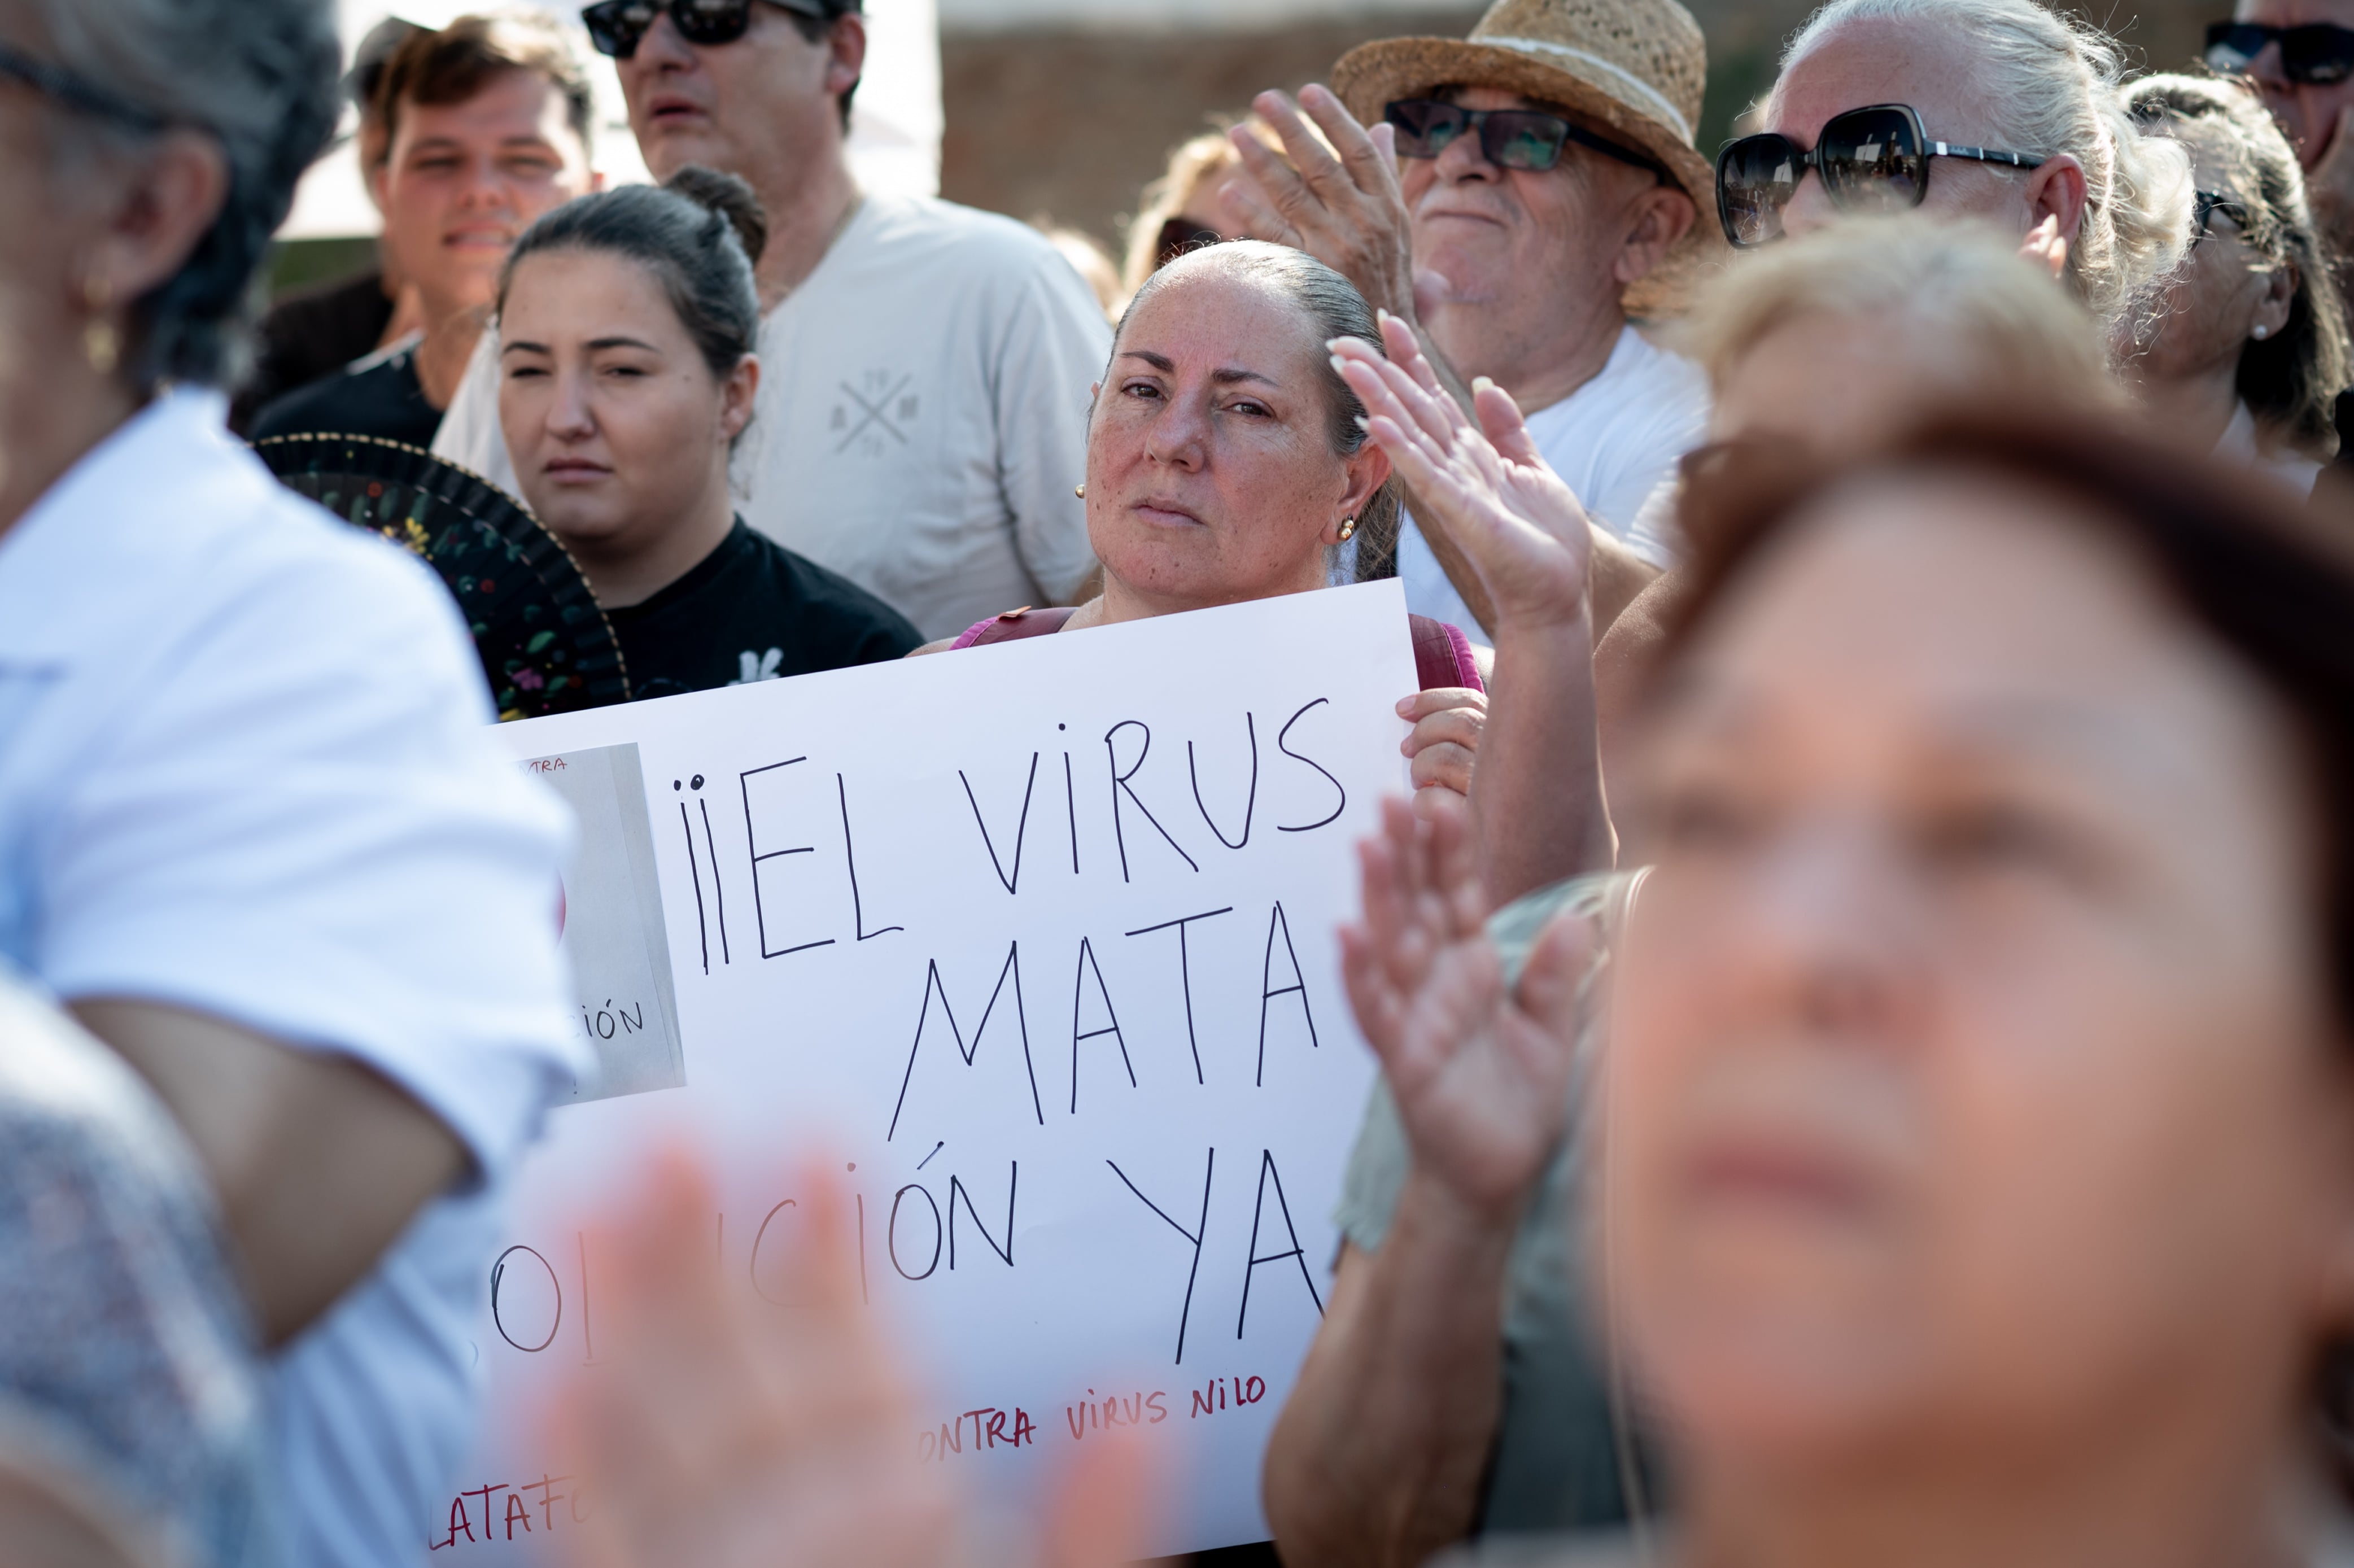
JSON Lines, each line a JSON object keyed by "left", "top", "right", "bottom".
{"left": 1339, "top": 799, "right": 1596, "bottom": 1220}
{"left": 1220, "top": 85, "right": 1422, "bottom": 323}
{"left": 1333, "top": 313, "right": 1594, "bottom": 634}
{"left": 554, "top": 1152, "right": 1146, "bottom": 1568}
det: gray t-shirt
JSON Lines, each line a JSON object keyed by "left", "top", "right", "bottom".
{"left": 1331, "top": 871, "right": 1644, "bottom": 1537}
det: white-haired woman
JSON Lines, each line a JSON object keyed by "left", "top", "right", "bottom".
{"left": 2121, "top": 72, "right": 2353, "bottom": 494}
{"left": 1714, "top": 0, "right": 2195, "bottom": 331}
{"left": 0, "top": 3, "right": 578, "bottom": 1565}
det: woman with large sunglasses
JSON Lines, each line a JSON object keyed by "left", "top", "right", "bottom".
{"left": 1715, "top": 0, "right": 2194, "bottom": 331}
{"left": 2119, "top": 72, "right": 2352, "bottom": 494}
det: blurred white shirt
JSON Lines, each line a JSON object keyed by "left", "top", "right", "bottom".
{"left": 1395, "top": 324, "right": 1707, "bottom": 637}
{"left": 0, "top": 388, "right": 585, "bottom": 1568}
{"left": 435, "top": 191, "right": 1110, "bottom": 641}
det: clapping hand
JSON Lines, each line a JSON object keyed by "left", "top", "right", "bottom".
{"left": 1221, "top": 85, "right": 1431, "bottom": 324}
{"left": 1339, "top": 800, "right": 1596, "bottom": 1221}
{"left": 554, "top": 1152, "right": 1145, "bottom": 1568}
{"left": 1332, "top": 313, "right": 1595, "bottom": 634}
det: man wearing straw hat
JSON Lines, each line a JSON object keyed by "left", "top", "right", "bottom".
{"left": 1224, "top": 0, "right": 1721, "bottom": 640}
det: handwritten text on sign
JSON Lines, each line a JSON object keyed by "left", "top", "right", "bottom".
{"left": 451, "top": 582, "right": 1419, "bottom": 1559}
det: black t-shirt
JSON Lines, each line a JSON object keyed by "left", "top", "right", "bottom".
{"left": 606, "top": 519, "right": 923, "bottom": 700}
{"left": 250, "top": 342, "right": 442, "bottom": 450}
{"left": 231, "top": 269, "right": 396, "bottom": 436}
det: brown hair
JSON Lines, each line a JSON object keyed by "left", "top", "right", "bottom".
{"left": 1663, "top": 415, "right": 2354, "bottom": 1030}
{"left": 374, "top": 12, "right": 594, "bottom": 163}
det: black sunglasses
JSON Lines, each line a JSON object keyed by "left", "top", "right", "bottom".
{"left": 1715, "top": 103, "right": 2045, "bottom": 247}
{"left": 1383, "top": 98, "right": 1663, "bottom": 177}
{"left": 2192, "top": 187, "right": 2253, "bottom": 243}
{"left": 2205, "top": 21, "right": 2354, "bottom": 84}
{"left": 0, "top": 39, "right": 165, "bottom": 130}
{"left": 582, "top": 0, "right": 834, "bottom": 59}
{"left": 1154, "top": 219, "right": 1221, "bottom": 269}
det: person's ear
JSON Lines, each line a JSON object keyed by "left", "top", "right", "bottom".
{"left": 2253, "top": 259, "right": 2297, "bottom": 342}
{"left": 720, "top": 353, "right": 760, "bottom": 442}
{"left": 2024, "top": 152, "right": 2089, "bottom": 250}
{"left": 1614, "top": 181, "right": 1696, "bottom": 289}
{"left": 824, "top": 13, "right": 867, "bottom": 102}
{"left": 81, "top": 129, "right": 228, "bottom": 313}
{"left": 1328, "top": 444, "right": 1392, "bottom": 543}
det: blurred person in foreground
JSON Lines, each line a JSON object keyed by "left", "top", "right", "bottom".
{"left": 1334, "top": 400, "right": 2354, "bottom": 1568}
{"left": 229, "top": 16, "right": 424, "bottom": 435}
{"left": 1597, "top": 218, "right": 2121, "bottom": 781}
{"left": 0, "top": 1, "right": 582, "bottom": 1563}
{"left": 918, "top": 241, "right": 1490, "bottom": 821}
{"left": 2120, "top": 72, "right": 2351, "bottom": 494}
{"left": 251, "top": 12, "right": 599, "bottom": 448}
{"left": 1221, "top": 0, "right": 1720, "bottom": 637}
{"left": 0, "top": 977, "right": 267, "bottom": 1568}
{"left": 498, "top": 169, "right": 919, "bottom": 696}
{"left": 1719, "top": 0, "right": 2191, "bottom": 338}
{"left": 434, "top": 0, "right": 1111, "bottom": 641}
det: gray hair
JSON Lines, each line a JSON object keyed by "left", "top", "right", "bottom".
{"left": 1777, "top": 0, "right": 2195, "bottom": 329}
{"left": 1106, "top": 240, "right": 1402, "bottom": 574}
{"left": 2126, "top": 72, "right": 2353, "bottom": 460}
{"left": 29, "top": 0, "right": 342, "bottom": 390}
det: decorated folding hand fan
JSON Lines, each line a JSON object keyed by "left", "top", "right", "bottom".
{"left": 256, "top": 434, "right": 629, "bottom": 719}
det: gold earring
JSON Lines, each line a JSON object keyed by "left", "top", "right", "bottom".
{"left": 81, "top": 274, "right": 118, "bottom": 375}
{"left": 1075, "top": 482, "right": 1086, "bottom": 499}
{"left": 1337, "top": 516, "right": 1357, "bottom": 543}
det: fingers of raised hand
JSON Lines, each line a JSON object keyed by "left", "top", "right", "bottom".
{"left": 1226, "top": 120, "right": 1320, "bottom": 228}
{"left": 1256, "top": 89, "right": 1352, "bottom": 196}
{"left": 1399, "top": 690, "right": 1485, "bottom": 766}
{"left": 1423, "top": 789, "right": 1489, "bottom": 933}
{"left": 1471, "top": 377, "right": 1544, "bottom": 469}
{"left": 1409, "top": 744, "right": 1475, "bottom": 802}
{"left": 1293, "top": 82, "right": 1382, "bottom": 192}
{"left": 1515, "top": 907, "right": 1601, "bottom": 1047}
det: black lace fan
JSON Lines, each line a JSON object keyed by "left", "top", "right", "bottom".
{"left": 255, "top": 434, "right": 629, "bottom": 718}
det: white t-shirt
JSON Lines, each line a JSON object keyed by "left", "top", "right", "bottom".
{"left": 435, "top": 191, "right": 1112, "bottom": 641}
{"left": 0, "top": 390, "right": 586, "bottom": 1568}
{"left": 1396, "top": 324, "right": 1708, "bottom": 637}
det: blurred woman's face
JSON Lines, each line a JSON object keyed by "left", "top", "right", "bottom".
{"left": 1607, "top": 473, "right": 2353, "bottom": 1478}
{"left": 1085, "top": 260, "right": 1387, "bottom": 614}
{"left": 2122, "top": 123, "right": 2291, "bottom": 388}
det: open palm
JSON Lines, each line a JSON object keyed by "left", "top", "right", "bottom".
{"left": 1339, "top": 800, "right": 1592, "bottom": 1217}
{"left": 1334, "top": 315, "right": 1595, "bottom": 634}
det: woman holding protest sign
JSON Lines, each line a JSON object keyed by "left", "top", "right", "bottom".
{"left": 924, "top": 241, "right": 1490, "bottom": 819}
{"left": 496, "top": 168, "right": 922, "bottom": 700}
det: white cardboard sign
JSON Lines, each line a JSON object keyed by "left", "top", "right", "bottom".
{"left": 431, "top": 582, "right": 1416, "bottom": 1560}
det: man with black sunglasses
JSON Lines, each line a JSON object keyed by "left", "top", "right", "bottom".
{"left": 1219, "top": 0, "right": 1722, "bottom": 648}
{"left": 432, "top": 0, "right": 1110, "bottom": 640}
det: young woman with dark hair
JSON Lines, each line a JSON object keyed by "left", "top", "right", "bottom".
{"left": 496, "top": 168, "right": 920, "bottom": 698}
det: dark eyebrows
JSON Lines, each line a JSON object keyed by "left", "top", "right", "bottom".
{"left": 1113, "top": 350, "right": 1280, "bottom": 389}
{"left": 500, "top": 336, "right": 663, "bottom": 356}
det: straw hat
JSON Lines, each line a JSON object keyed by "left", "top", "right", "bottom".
{"left": 1333, "top": 0, "right": 1725, "bottom": 313}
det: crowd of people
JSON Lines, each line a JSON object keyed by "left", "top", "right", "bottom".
{"left": 6, "top": 0, "right": 2354, "bottom": 1563}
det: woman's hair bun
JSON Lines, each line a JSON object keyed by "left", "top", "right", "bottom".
{"left": 661, "top": 164, "right": 769, "bottom": 268}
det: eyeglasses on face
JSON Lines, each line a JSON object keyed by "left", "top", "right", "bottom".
{"left": 1715, "top": 102, "right": 2046, "bottom": 247}
{"left": 2191, "top": 187, "right": 2253, "bottom": 244}
{"left": 581, "top": 0, "right": 832, "bottom": 60}
{"left": 1383, "top": 98, "right": 1664, "bottom": 177}
{"left": 0, "top": 40, "right": 165, "bottom": 130}
{"left": 2205, "top": 21, "right": 2354, "bottom": 85}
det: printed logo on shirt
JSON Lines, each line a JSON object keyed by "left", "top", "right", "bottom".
{"left": 830, "top": 368, "right": 919, "bottom": 457}
{"left": 730, "top": 648, "right": 785, "bottom": 685}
